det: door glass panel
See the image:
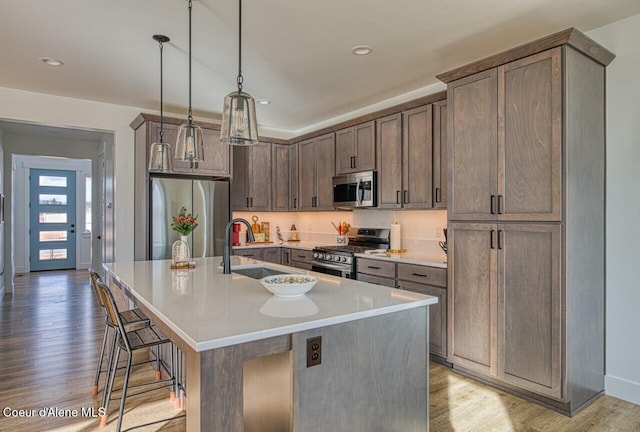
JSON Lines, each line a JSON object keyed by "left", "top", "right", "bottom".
{"left": 39, "top": 194, "right": 67, "bottom": 205}
{"left": 39, "top": 176, "right": 67, "bottom": 187}
{"left": 39, "top": 231, "right": 68, "bottom": 242}
{"left": 39, "top": 249, "right": 68, "bottom": 260}
{"left": 39, "top": 213, "right": 68, "bottom": 223}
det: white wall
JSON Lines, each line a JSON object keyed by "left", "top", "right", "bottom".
{"left": 588, "top": 13, "right": 640, "bottom": 405}
{"left": 0, "top": 128, "right": 4, "bottom": 300}
{"left": 0, "top": 87, "right": 141, "bottom": 269}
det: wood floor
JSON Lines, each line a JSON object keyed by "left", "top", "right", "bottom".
{"left": 1, "top": 270, "right": 639, "bottom": 432}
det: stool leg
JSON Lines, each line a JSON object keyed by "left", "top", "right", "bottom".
{"left": 101, "top": 344, "right": 121, "bottom": 428}
{"left": 169, "top": 344, "right": 176, "bottom": 401}
{"left": 155, "top": 346, "right": 161, "bottom": 381}
{"left": 115, "top": 350, "right": 133, "bottom": 432}
{"left": 93, "top": 323, "right": 109, "bottom": 396}
{"left": 100, "top": 331, "right": 118, "bottom": 410}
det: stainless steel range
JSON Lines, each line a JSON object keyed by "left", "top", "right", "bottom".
{"left": 311, "top": 228, "right": 390, "bottom": 279}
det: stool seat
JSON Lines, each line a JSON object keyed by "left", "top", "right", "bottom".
{"left": 123, "top": 325, "right": 170, "bottom": 351}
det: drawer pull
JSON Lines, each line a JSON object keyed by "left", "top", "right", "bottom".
{"left": 367, "top": 266, "right": 381, "bottom": 270}
{"left": 412, "top": 273, "right": 428, "bottom": 278}
{"left": 297, "top": 255, "right": 306, "bottom": 258}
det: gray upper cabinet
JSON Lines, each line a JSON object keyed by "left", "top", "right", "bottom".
{"left": 448, "top": 48, "right": 562, "bottom": 221}
{"left": 376, "top": 113, "right": 403, "bottom": 208}
{"left": 432, "top": 101, "right": 448, "bottom": 209}
{"left": 298, "top": 133, "right": 335, "bottom": 211}
{"left": 270, "top": 143, "right": 298, "bottom": 212}
{"left": 448, "top": 70, "right": 498, "bottom": 220}
{"left": 402, "top": 105, "right": 433, "bottom": 209}
{"left": 377, "top": 106, "right": 434, "bottom": 209}
{"left": 335, "top": 121, "right": 375, "bottom": 175}
{"left": 231, "top": 143, "right": 272, "bottom": 211}
{"left": 149, "top": 121, "right": 230, "bottom": 177}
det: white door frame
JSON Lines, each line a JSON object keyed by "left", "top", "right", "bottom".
{"left": 13, "top": 155, "right": 91, "bottom": 273}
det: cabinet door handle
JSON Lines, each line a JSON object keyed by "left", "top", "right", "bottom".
{"left": 396, "top": 190, "right": 401, "bottom": 204}
{"left": 297, "top": 254, "right": 306, "bottom": 259}
{"left": 412, "top": 272, "right": 428, "bottom": 278}
{"left": 293, "top": 198, "right": 297, "bottom": 209}
{"left": 367, "top": 265, "right": 381, "bottom": 270}
{"left": 246, "top": 197, "right": 249, "bottom": 208}
{"left": 498, "top": 230, "right": 504, "bottom": 250}
{"left": 498, "top": 195, "right": 504, "bottom": 215}
{"left": 490, "top": 229, "right": 496, "bottom": 249}
{"left": 353, "top": 156, "right": 357, "bottom": 169}
{"left": 490, "top": 195, "right": 496, "bottom": 214}
{"left": 404, "top": 190, "right": 409, "bottom": 204}
{"left": 435, "top": 187, "right": 440, "bottom": 203}
{"left": 250, "top": 197, "right": 253, "bottom": 207}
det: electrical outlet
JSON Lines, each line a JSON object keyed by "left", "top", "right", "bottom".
{"left": 435, "top": 226, "right": 442, "bottom": 238}
{"left": 306, "top": 336, "right": 322, "bottom": 367}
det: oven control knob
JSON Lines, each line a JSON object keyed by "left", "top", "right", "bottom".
{"left": 325, "top": 254, "right": 332, "bottom": 261}
{"left": 313, "top": 252, "right": 318, "bottom": 259}
{"left": 335, "top": 256, "right": 341, "bottom": 262}
{"left": 340, "top": 257, "right": 346, "bottom": 262}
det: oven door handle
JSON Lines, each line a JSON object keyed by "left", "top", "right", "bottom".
{"left": 311, "top": 261, "right": 351, "bottom": 271}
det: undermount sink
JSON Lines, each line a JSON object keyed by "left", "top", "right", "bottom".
{"left": 232, "top": 266, "right": 287, "bottom": 279}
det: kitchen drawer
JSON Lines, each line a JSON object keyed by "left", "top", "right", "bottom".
{"left": 357, "top": 273, "right": 396, "bottom": 288}
{"left": 291, "top": 261, "right": 313, "bottom": 271}
{"left": 397, "top": 263, "right": 446, "bottom": 287}
{"left": 356, "top": 258, "right": 396, "bottom": 278}
{"left": 233, "top": 248, "right": 263, "bottom": 260}
{"left": 290, "top": 249, "right": 313, "bottom": 264}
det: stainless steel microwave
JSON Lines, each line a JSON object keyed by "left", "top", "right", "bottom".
{"left": 332, "top": 171, "right": 377, "bottom": 208}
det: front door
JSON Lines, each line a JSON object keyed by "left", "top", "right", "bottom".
{"left": 30, "top": 169, "right": 77, "bottom": 271}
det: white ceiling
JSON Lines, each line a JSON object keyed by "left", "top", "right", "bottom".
{"left": 1, "top": 0, "right": 638, "bottom": 135}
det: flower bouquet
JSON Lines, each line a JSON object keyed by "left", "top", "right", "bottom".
{"left": 171, "top": 206, "right": 198, "bottom": 236}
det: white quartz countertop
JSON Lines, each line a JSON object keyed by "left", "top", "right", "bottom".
{"left": 355, "top": 251, "right": 448, "bottom": 268}
{"left": 103, "top": 257, "right": 436, "bottom": 352}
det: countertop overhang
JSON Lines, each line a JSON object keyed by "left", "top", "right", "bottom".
{"left": 103, "top": 256, "right": 437, "bottom": 352}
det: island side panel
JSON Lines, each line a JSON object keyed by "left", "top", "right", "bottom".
{"left": 292, "top": 306, "right": 429, "bottom": 432}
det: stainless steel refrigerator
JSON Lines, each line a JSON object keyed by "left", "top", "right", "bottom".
{"left": 149, "top": 177, "right": 229, "bottom": 260}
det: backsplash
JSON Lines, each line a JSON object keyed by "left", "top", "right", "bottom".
{"left": 233, "top": 209, "right": 447, "bottom": 256}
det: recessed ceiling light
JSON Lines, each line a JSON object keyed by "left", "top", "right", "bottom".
{"left": 256, "top": 99, "right": 271, "bottom": 105}
{"left": 351, "top": 45, "right": 372, "bottom": 56}
{"left": 39, "top": 57, "right": 64, "bottom": 66}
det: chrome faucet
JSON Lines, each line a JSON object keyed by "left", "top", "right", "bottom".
{"left": 223, "top": 218, "right": 255, "bottom": 274}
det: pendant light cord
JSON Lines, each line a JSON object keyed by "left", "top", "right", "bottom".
{"left": 237, "top": 0, "right": 243, "bottom": 92}
{"left": 188, "top": 0, "right": 193, "bottom": 123}
{"left": 159, "top": 40, "right": 164, "bottom": 141}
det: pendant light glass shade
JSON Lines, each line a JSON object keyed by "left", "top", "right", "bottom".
{"left": 149, "top": 34, "right": 172, "bottom": 172}
{"left": 176, "top": 0, "right": 204, "bottom": 162}
{"left": 148, "top": 141, "right": 173, "bottom": 172}
{"left": 175, "top": 123, "right": 204, "bottom": 162}
{"left": 221, "top": 0, "right": 259, "bottom": 146}
{"left": 221, "top": 91, "right": 259, "bottom": 145}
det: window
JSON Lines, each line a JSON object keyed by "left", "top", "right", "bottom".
{"left": 85, "top": 175, "right": 92, "bottom": 232}
{"left": 38, "top": 194, "right": 67, "bottom": 205}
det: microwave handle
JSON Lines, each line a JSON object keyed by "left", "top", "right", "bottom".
{"left": 356, "top": 178, "right": 363, "bottom": 206}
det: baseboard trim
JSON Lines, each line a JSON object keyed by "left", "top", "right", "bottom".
{"left": 605, "top": 375, "right": 640, "bottom": 405}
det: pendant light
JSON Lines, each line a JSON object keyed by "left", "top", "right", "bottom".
{"left": 148, "top": 34, "right": 173, "bottom": 172}
{"left": 220, "top": 0, "right": 259, "bottom": 146}
{"left": 175, "top": 0, "right": 204, "bottom": 162}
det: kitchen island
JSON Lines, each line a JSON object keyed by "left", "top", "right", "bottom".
{"left": 103, "top": 256, "right": 436, "bottom": 432}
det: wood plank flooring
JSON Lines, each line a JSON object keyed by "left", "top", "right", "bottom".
{"left": 0, "top": 270, "right": 184, "bottom": 432}
{"left": 1, "top": 270, "right": 639, "bottom": 431}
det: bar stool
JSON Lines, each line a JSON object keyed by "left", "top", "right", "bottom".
{"left": 89, "top": 269, "right": 155, "bottom": 397}
{"left": 96, "top": 279, "right": 179, "bottom": 431}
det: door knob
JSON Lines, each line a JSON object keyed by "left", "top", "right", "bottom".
{"left": 69, "top": 229, "right": 75, "bottom": 233}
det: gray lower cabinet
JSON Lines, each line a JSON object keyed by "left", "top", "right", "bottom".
{"left": 290, "top": 249, "right": 313, "bottom": 270}
{"left": 357, "top": 258, "right": 448, "bottom": 360}
{"left": 233, "top": 248, "right": 263, "bottom": 260}
{"left": 397, "top": 263, "right": 447, "bottom": 359}
{"left": 262, "top": 248, "right": 282, "bottom": 264}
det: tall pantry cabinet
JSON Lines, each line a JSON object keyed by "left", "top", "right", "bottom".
{"left": 438, "top": 28, "right": 614, "bottom": 414}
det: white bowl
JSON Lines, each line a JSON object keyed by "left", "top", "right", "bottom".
{"left": 260, "top": 274, "right": 318, "bottom": 298}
